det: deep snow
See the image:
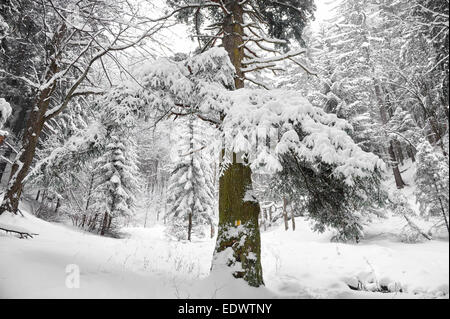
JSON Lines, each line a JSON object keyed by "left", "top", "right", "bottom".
{"left": 0, "top": 207, "right": 448, "bottom": 299}
{"left": 0, "top": 160, "right": 448, "bottom": 299}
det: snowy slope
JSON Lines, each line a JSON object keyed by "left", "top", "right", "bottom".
{"left": 0, "top": 205, "right": 448, "bottom": 299}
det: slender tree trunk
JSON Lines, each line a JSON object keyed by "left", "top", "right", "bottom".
{"left": 35, "top": 190, "right": 41, "bottom": 201}
{"left": 269, "top": 205, "right": 273, "bottom": 226}
{"left": 263, "top": 208, "right": 267, "bottom": 231}
{"left": 100, "top": 212, "right": 108, "bottom": 236}
{"left": 388, "top": 141, "right": 406, "bottom": 189}
{"left": 188, "top": 212, "right": 192, "bottom": 241}
{"left": 291, "top": 205, "right": 296, "bottom": 231}
{"left": 407, "top": 145, "right": 416, "bottom": 162}
{"left": 432, "top": 177, "right": 450, "bottom": 234}
{"left": 211, "top": 2, "right": 263, "bottom": 287}
{"left": 107, "top": 215, "right": 112, "bottom": 231}
{"left": 210, "top": 222, "right": 215, "bottom": 238}
{"left": 375, "top": 82, "right": 406, "bottom": 189}
{"left": 89, "top": 213, "right": 98, "bottom": 232}
{"left": 54, "top": 198, "right": 61, "bottom": 215}
{"left": 41, "top": 189, "right": 47, "bottom": 204}
{"left": 283, "top": 197, "right": 289, "bottom": 231}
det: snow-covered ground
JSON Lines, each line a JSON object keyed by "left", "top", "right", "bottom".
{"left": 0, "top": 161, "right": 448, "bottom": 299}
{"left": 0, "top": 205, "right": 448, "bottom": 299}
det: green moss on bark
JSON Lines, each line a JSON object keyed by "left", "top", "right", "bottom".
{"left": 213, "top": 160, "right": 264, "bottom": 287}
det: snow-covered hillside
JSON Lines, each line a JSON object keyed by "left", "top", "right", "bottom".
{"left": 1, "top": 204, "right": 447, "bottom": 299}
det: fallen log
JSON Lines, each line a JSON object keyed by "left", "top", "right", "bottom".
{"left": 0, "top": 223, "right": 38, "bottom": 239}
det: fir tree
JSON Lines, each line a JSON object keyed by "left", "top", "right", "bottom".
{"left": 93, "top": 136, "right": 141, "bottom": 235}
{"left": 166, "top": 116, "right": 215, "bottom": 241}
{"left": 414, "top": 141, "right": 449, "bottom": 234}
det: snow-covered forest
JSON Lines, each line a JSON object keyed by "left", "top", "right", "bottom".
{"left": 0, "top": 0, "right": 448, "bottom": 300}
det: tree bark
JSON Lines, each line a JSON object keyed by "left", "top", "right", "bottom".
{"left": 375, "top": 81, "right": 406, "bottom": 189}
{"left": 0, "top": 24, "right": 67, "bottom": 216}
{"left": 100, "top": 211, "right": 108, "bottom": 236}
{"left": 85, "top": 173, "right": 95, "bottom": 211}
{"left": 407, "top": 145, "right": 416, "bottom": 162}
{"left": 291, "top": 204, "right": 296, "bottom": 231}
{"left": 188, "top": 212, "right": 192, "bottom": 241}
{"left": 211, "top": 1, "right": 263, "bottom": 287}
{"left": 263, "top": 208, "right": 267, "bottom": 231}
{"left": 210, "top": 221, "right": 215, "bottom": 238}
{"left": 283, "top": 197, "right": 289, "bottom": 231}
{"left": 388, "top": 141, "right": 406, "bottom": 189}
{"left": 54, "top": 198, "right": 61, "bottom": 215}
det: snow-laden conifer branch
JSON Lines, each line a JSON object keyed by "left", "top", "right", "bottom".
{"left": 103, "top": 48, "right": 383, "bottom": 187}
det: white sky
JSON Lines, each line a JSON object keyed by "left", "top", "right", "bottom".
{"left": 313, "top": 0, "right": 338, "bottom": 29}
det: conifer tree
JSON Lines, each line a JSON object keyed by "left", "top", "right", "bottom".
{"left": 163, "top": 0, "right": 315, "bottom": 287}
{"left": 166, "top": 116, "right": 215, "bottom": 241}
{"left": 93, "top": 136, "right": 141, "bottom": 235}
{"left": 415, "top": 141, "right": 449, "bottom": 234}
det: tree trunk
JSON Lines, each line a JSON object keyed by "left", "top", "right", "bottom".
{"left": 211, "top": 1, "right": 263, "bottom": 287}
{"left": 388, "top": 141, "right": 406, "bottom": 189}
{"left": 54, "top": 198, "right": 61, "bottom": 215}
{"left": 89, "top": 213, "right": 98, "bottom": 232}
{"left": 210, "top": 222, "right": 215, "bottom": 238}
{"left": 432, "top": 177, "right": 450, "bottom": 234}
{"left": 0, "top": 97, "right": 49, "bottom": 215}
{"left": 283, "top": 197, "right": 289, "bottom": 231}
{"left": 35, "top": 189, "right": 41, "bottom": 201}
{"left": 107, "top": 215, "right": 112, "bottom": 231}
{"left": 269, "top": 205, "right": 273, "bottom": 226}
{"left": 0, "top": 25, "right": 66, "bottom": 216}
{"left": 407, "top": 145, "right": 416, "bottom": 163}
{"left": 100, "top": 212, "right": 108, "bottom": 236}
{"left": 263, "top": 208, "right": 267, "bottom": 231}
{"left": 375, "top": 81, "right": 406, "bottom": 189}
{"left": 41, "top": 189, "right": 47, "bottom": 204}
{"left": 291, "top": 204, "right": 296, "bottom": 231}
{"left": 188, "top": 212, "right": 192, "bottom": 241}
{"left": 81, "top": 214, "right": 86, "bottom": 228}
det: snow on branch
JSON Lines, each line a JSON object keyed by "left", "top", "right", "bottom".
{"left": 222, "top": 89, "right": 385, "bottom": 184}
{"left": 105, "top": 48, "right": 383, "bottom": 186}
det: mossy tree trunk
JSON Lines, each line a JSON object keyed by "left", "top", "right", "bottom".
{"left": 211, "top": 1, "right": 264, "bottom": 287}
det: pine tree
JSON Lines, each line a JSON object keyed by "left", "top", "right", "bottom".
{"left": 166, "top": 116, "right": 215, "bottom": 241}
{"left": 92, "top": 136, "right": 141, "bottom": 235}
{"left": 414, "top": 141, "right": 449, "bottom": 233}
